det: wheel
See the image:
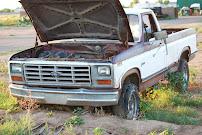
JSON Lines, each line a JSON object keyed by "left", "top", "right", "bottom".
{"left": 112, "top": 79, "right": 140, "bottom": 120}
{"left": 177, "top": 59, "right": 189, "bottom": 92}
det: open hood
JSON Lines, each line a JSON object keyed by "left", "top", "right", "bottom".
{"left": 20, "top": 0, "right": 134, "bottom": 43}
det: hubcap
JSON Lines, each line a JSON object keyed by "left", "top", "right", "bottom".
{"left": 182, "top": 65, "right": 188, "bottom": 91}
{"left": 127, "top": 90, "right": 137, "bottom": 119}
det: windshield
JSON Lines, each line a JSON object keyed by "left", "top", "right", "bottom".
{"left": 127, "top": 15, "right": 141, "bottom": 42}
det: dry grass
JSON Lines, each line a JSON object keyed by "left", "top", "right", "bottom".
{"left": 0, "top": 81, "right": 9, "bottom": 94}
{"left": 148, "top": 128, "right": 174, "bottom": 135}
{"left": 0, "top": 15, "right": 20, "bottom": 26}
{"left": 0, "top": 15, "right": 31, "bottom": 27}
{"left": 0, "top": 113, "right": 33, "bottom": 135}
{"left": 198, "top": 42, "right": 202, "bottom": 50}
{"left": 0, "top": 81, "right": 18, "bottom": 111}
{"left": 0, "top": 50, "right": 19, "bottom": 56}
{"left": 189, "top": 67, "right": 200, "bottom": 86}
{"left": 0, "top": 61, "right": 8, "bottom": 74}
{"left": 196, "top": 27, "right": 202, "bottom": 34}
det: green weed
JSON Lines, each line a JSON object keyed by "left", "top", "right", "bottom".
{"left": 145, "top": 109, "right": 199, "bottom": 125}
{"left": 73, "top": 107, "right": 85, "bottom": 116}
{"left": 141, "top": 87, "right": 177, "bottom": 109}
{"left": 0, "top": 81, "right": 18, "bottom": 112}
{"left": 175, "top": 106, "right": 198, "bottom": 117}
{"left": 46, "top": 111, "right": 54, "bottom": 118}
{"left": 93, "top": 127, "right": 104, "bottom": 135}
{"left": 0, "top": 113, "right": 33, "bottom": 135}
{"left": 167, "top": 72, "right": 185, "bottom": 92}
{"left": 17, "top": 17, "right": 32, "bottom": 26}
{"left": 172, "top": 95, "right": 202, "bottom": 107}
{"left": 149, "top": 128, "right": 174, "bottom": 135}
{"left": 0, "top": 93, "right": 18, "bottom": 112}
{"left": 141, "top": 85, "right": 202, "bottom": 125}
{"left": 64, "top": 116, "right": 84, "bottom": 127}
{"left": 159, "top": 129, "right": 174, "bottom": 135}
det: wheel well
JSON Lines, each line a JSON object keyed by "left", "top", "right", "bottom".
{"left": 180, "top": 49, "right": 190, "bottom": 62}
{"left": 125, "top": 73, "right": 140, "bottom": 86}
{"left": 121, "top": 68, "right": 141, "bottom": 88}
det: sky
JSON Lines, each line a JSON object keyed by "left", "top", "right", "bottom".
{"left": 0, "top": 0, "right": 21, "bottom": 9}
{"left": 0, "top": 0, "right": 177, "bottom": 10}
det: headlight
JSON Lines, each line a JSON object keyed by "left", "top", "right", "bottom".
{"left": 98, "top": 66, "right": 111, "bottom": 76}
{"left": 10, "top": 64, "right": 22, "bottom": 74}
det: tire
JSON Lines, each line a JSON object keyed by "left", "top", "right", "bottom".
{"left": 177, "top": 59, "right": 189, "bottom": 92}
{"left": 112, "top": 79, "right": 140, "bottom": 120}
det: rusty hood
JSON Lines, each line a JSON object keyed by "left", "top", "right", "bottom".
{"left": 20, "top": 0, "right": 134, "bottom": 43}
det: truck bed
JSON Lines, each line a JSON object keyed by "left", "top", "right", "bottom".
{"left": 163, "top": 28, "right": 186, "bottom": 34}
{"left": 165, "top": 28, "right": 196, "bottom": 44}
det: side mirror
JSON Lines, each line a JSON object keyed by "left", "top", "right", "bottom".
{"left": 144, "top": 23, "right": 149, "bottom": 28}
{"left": 154, "top": 30, "right": 168, "bottom": 40}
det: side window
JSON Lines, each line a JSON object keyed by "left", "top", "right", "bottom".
{"left": 127, "top": 15, "right": 140, "bottom": 42}
{"left": 142, "top": 14, "right": 158, "bottom": 42}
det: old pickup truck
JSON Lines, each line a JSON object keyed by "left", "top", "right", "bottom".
{"left": 9, "top": 0, "right": 197, "bottom": 119}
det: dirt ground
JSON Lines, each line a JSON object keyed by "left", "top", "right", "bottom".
{"left": 5, "top": 109, "right": 201, "bottom": 135}
{"left": 0, "top": 17, "right": 202, "bottom": 134}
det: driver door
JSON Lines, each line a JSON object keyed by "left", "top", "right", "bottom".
{"left": 141, "top": 13, "right": 167, "bottom": 80}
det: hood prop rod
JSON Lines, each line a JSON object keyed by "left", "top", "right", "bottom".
{"left": 34, "top": 34, "right": 39, "bottom": 56}
{"left": 35, "top": 35, "right": 38, "bottom": 48}
{"left": 125, "top": 32, "right": 129, "bottom": 48}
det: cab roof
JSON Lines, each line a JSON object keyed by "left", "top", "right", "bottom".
{"left": 124, "top": 8, "right": 153, "bottom": 15}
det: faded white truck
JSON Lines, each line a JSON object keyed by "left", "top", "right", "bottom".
{"left": 9, "top": 0, "right": 197, "bottom": 119}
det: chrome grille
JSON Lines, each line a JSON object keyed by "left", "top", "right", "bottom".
{"left": 24, "top": 64, "right": 91, "bottom": 86}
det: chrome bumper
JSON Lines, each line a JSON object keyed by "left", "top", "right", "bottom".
{"left": 9, "top": 84, "right": 119, "bottom": 106}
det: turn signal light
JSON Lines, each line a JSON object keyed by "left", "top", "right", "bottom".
{"left": 11, "top": 76, "right": 23, "bottom": 82}
{"left": 97, "top": 80, "right": 112, "bottom": 85}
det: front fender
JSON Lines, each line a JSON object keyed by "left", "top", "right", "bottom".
{"left": 119, "top": 68, "right": 141, "bottom": 90}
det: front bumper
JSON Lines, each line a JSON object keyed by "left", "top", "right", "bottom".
{"left": 9, "top": 84, "right": 119, "bottom": 106}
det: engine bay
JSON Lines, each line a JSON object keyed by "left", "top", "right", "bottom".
{"left": 10, "top": 42, "right": 127, "bottom": 61}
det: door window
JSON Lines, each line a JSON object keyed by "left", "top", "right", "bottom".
{"left": 127, "top": 15, "right": 140, "bottom": 42}
{"left": 142, "top": 14, "right": 158, "bottom": 42}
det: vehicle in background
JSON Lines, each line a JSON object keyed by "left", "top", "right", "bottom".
{"left": 180, "top": 3, "right": 201, "bottom": 16}
{"left": 190, "top": 3, "right": 201, "bottom": 16}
